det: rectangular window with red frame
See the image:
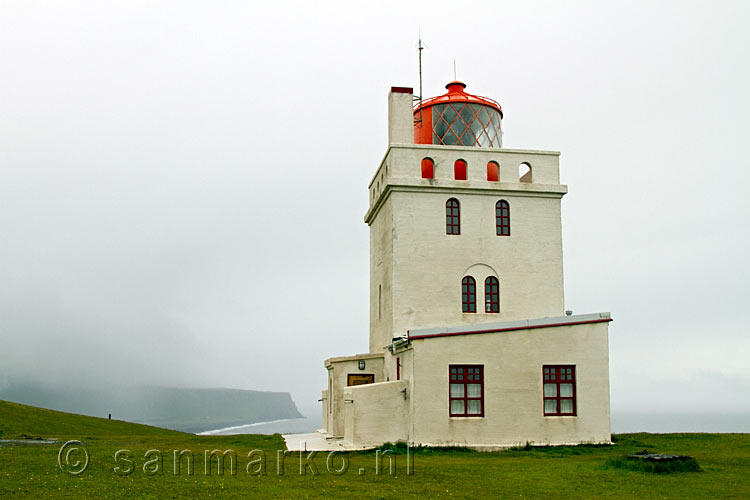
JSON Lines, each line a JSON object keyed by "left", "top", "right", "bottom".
{"left": 449, "top": 365, "right": 484, "bottom": 417}
{"left": 543, "top": 365, "right": 576, "bottom": 416}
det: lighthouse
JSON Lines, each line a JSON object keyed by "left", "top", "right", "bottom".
{"left": 316, "top": 81, "right": 612, "bottom": 449}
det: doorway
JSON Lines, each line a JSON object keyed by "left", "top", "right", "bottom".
{"left": 347, "top": 374, "right": 375, "bottom": 386}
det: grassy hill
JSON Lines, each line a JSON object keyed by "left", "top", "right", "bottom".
{"left": 1, "top": 400, "right": 748, "bottom": 499}
{"left": 0, "top": 400, "right": 183, "bottom": 439}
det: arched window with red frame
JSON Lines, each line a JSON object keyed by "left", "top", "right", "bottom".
{"left": 454, "top": 159, "right": 467, "bottom": 180}
{"left": 421, "top": 157, "right": 434, "bottom": 179}
{"left": 496, "top": 200, "right": 510, "bottom": 236}
{"left": 462, "top": 276, "right": 476, "bottom": 313}
{"left": 487, "top": 161, "right": 499, "bottom": 182}
{"left": 485, "top": 276, "right": 499, "bottom": 313}
{"left": 446, "top": 198, "right": 460, "bottom": 235}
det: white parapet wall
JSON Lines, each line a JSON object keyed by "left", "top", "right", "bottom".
{"left": 343, "top": 380, "right": 409, "bottom": 447}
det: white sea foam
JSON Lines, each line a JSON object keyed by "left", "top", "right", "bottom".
{"left": 197, "top": 417, "right": 312, "bottom": 436}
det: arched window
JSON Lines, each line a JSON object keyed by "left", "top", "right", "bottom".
{"left": 454, "top": 159, "right": 467, "bottom": 180}
{"left": 487, "top": 161, "right": 499, "bottom": 182}
{"left": 421, "top": 157, "right": 434, "bottom": 179}
{"left": 446, "top": 198, "right": 460, "bottom": 235}
{"left": 496, "top": 200, "right": 510, "bottom": 236}
{"left": 519, "top": 162, "right": 532, "bottom": 183}
{"left": 485, "top": 277, "right": 499, "bottom": 313}
{"left": 462, "top": 276, "right": 476, "bottom": 313}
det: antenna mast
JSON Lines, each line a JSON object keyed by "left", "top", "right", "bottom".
{"left": 417, "top": 34, "right": 424, "bottom": 125}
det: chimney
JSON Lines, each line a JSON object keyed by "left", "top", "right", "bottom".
{"left": 388, "top": 86, "right": 414, "bottom": 145}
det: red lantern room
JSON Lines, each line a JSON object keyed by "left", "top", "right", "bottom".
{"left": 414, "top": 81, "right": 503, "bottom": 148}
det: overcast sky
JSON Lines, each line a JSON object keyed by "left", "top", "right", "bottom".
{"left": 1, "top": 0, "right": 748, "bottom": 417}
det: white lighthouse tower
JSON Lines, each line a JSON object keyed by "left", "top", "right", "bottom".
{"left": 318, "top": 81, "right": 612, "bottom": 449}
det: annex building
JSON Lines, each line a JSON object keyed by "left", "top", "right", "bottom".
{"left": 315, "top": 81, "right": 612, "bottom": 449}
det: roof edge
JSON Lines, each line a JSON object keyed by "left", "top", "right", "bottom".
{"left": 407, "top": 313, "right": 612, "bottom": 341}
{"left": 325, "top": 352, "right": 384, "bottom": 367}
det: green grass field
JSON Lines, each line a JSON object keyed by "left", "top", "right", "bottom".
{"left": 1, "top": 400, "right": 748, "bottom": 499}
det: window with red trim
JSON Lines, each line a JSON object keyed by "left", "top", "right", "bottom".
{"left": 461, "top": 276, "right": 476, "bottom": 313}
{"left": 446, "top": 198, "right": 460, "bottom": 235}
{"left": 454, "top": 159, "right": 467, "bottom": 180}
{"left": 487, "top": 161, "right": 499, "bottom": 182}
{"left": 449, "top": 365, "right": 484, "bottom": 416}
{"left": 421, "top": 158, "right": 434, "bottom": 179}
{"left": 496, "top": 200, "right": 510, "bottom": 236}
{"left": 543, "top": 366, "right": 576, "bottom": 416}
{"left": 485, "top": 276, "right": 499, "bottom": 313}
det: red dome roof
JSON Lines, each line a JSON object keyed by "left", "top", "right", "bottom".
{"left": 413, "top": 81, "right": 504, "bottom": 148}
{"left": 415, "top": 81, "right": 503, "bottom": 118}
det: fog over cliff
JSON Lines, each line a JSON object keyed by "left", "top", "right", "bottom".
{"left": 1, "top": 1, "right": 748, "bottom": 420}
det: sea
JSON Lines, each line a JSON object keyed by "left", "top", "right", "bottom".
{"left": 197, "top": 416, "right": 321, "bottom": 436}
{"left": 611, "top": 412, "right": 749, "bottom": 434}
{"left": 196, "top": 412, "right": 749, "bottom": 436}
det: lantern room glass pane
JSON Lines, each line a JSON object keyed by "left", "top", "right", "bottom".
{"left": 459, "top": 105, "right": 474, "bottom": 126}
{"left": 442, "top": 104, "right": 457, "bottom": 125}
{"left": 443, "top": 129, "right": 458, "bottom": 145}
{"left": 460, "top": 128, "right": 477, "bottom": 146}
{"left": 452, "top": 125, "right": 467, "bottom": 143}
{"left": 432, "top": 103, "right": 502, "bottom": 147}
{"left": 477, "top": 107, "right": 490, "bottom": 125}
{"left": 468, "top": 106, "right": 484, "bottom": 145}
{"left": 477, "top": 130, "right": 491, "bottom": 147}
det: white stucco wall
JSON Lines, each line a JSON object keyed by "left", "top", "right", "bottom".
{"left": 409, "top": 320, "right": 611, "bottom": 447}
{"left": 324, "top": 354, "right": 384, "bottom": 436}
{"left": 343, "top": 380, "right": 409, "bottom": 446}
{"left": 382, "top": 347, "right": 413, "bottom": 384}
{"left": 369, "top": 198, "right": 394, "bottom": 354}
{"left": 367, "top": 145, "right": 567, "bottom": 350}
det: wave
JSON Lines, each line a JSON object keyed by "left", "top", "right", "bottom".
{"left": 197, "top": 417, "right": 309, "bottom": 435}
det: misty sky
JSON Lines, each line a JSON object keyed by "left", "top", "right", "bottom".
{"left": 1, "top": 0, "right": 748, "bottom": 417}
